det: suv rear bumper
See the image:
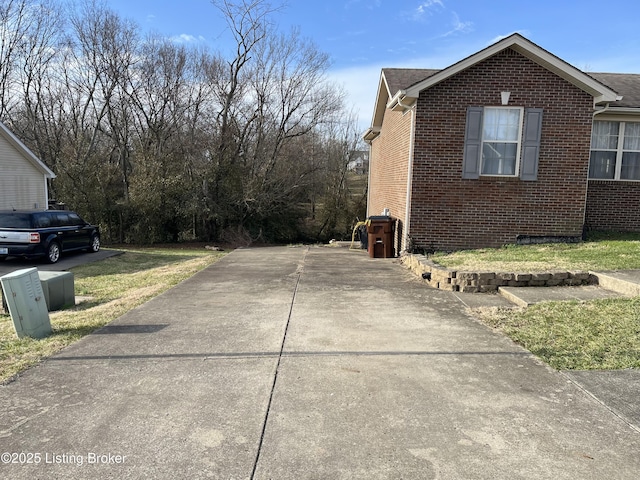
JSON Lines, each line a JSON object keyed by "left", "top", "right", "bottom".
{"left": 0, "top": 243, "right": 45, "bottom": 258}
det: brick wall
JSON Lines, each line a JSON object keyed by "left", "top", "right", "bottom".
{"left": 586, "top": 180, "right": 640, "bottom": 231}
{"left": 368, "top": 105, "right": 412, "bottom": 249}
{"left": 409, "top": 48, "right": 594, "bottom": 251}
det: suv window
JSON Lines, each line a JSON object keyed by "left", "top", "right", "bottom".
{"left": 68, "top": 213, "right": 83, "bottom": 225}
{"left": 34, "top": 213, "right": 52, "bottom": 228}
{"left": 53, "top": 213, "right": 71, "bottom": 226}
{"left": 0, "top": 213, "right": 32, "bottom": 228}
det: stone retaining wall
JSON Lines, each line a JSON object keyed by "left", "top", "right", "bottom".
{"left": 401, "top": 254, "right": 597, "bottom": 293}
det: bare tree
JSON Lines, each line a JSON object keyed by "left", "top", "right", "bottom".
{"left": 0, "top": 0, "right": 364, "bottom": 245}
{"left": 0, "top": 0, "right": 30, "bottom": 117}
{"left": 126, "top": 35, "right": 219, "bottom": 242}
{"left": 0, "top": 0, "right": 64, "bottom": 197}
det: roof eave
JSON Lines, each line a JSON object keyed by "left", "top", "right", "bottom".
{"left": 403, "top": 34, "right": 619, "bottom": 103}
{"left": 0, "top": 121, "right": 55, "bottom": 178}
{"left": 595, "top": 106, "right": 640, "bottom": 115}
{"left": 370, "top": 71, "right": 394, "bottom": 129}
{"left": 387, "top": 90, "right": 418, "bottom": 111}
{"left": 363, "top": 126, "right": 380, "bottom": 143}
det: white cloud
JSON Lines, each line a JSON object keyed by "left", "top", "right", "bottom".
{"left": 414, "top": 0, "right": 445, "bottom": 19}
{"left": 441, "top": 12, "right": 473, "bottom": 37}
{"left": 328, "top": 47, "right": 472, "bottom": 133}
{"left": 171, "top": 34, "right": 207, "bottom": 44}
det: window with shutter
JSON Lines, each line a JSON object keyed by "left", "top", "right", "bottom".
{"left": 462, "top": 106, "right": 543, "bottom": 180}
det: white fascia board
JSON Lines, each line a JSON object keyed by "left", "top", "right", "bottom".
{"left": 0, "top": 121, "right": 56, "bottom": 178}
{"left": 371, "top": 71, "right": 393, "bottom": 128}
{"left": 403, "top": 34, "right": 619, "bottom": 102}
{"left": 363, "top": 126, "right": 381, "bottom": 143}
{"left": 510, "top": 44, "right": 619, "bottom": 101}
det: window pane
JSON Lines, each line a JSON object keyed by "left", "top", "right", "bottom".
{"left": 482, "top": 142, "right": 517, "bottom": 175}
{"left": 589, "top": 151, "right": 616, "bottom": 179}
{"left": 591, "top": 121, "right": 619, "bottom": 149}
{"left": 483, "top": 108, "right": 520, "bottom": 141}
{"left": 623, "top": 123, "right": 640, "bottom": 151}
{"left": 621, "top": 152, "right": 640, "bottom": 180}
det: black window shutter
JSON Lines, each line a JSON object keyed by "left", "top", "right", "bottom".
{"left": 462, "top": 106, "right": 483, "bottom": 179}
{"left": 520, "top": 108, "right": 543, "bottom": 181}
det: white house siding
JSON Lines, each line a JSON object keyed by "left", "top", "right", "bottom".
{"left": 0, "top": 133, "right": 47, "bottom": 210}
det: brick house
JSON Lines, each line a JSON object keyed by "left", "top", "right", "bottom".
{"left": 363, "top": 34, "right": 640, "bottom": 253}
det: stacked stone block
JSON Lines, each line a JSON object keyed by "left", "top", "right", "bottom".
{"left": 402, "top": 254, "right": 596, "bottom": 293}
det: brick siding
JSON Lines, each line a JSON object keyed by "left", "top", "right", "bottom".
{"left": 406, "top": 48, "right": 594, "bottom": 251}
{"left": 586, "top": 180, "right": 640, "bottom": 231}
{"left": 368, "top": 105, "right": 412, "bottom": 248}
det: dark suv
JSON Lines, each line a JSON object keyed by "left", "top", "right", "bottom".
{"left": 0, "top": 210, "right": 100, "bottom": 264}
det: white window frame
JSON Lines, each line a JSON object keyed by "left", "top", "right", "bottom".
{"left": 480, "top": 106, "right": 524, "bottom": 177}
{"left": 589, "top": 120, "right": 640, "bottom": 181}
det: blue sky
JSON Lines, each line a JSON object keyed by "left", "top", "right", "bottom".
{"left": 105, "top": 0, "right": 640, "bottom": 131}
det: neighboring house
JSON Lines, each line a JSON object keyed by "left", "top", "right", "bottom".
{"left": 347, "top": 150, "right": 370, "bottom": 175}
{"left": 363, "top": 33, "right": 640, "bottom": 253}
{"left": 0, "top": 121, "right": 55, "bottom": 210}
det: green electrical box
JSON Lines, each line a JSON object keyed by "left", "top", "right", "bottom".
{"left": 0, "top": 267, "right": 51, "bottom": 339}
{"left": 38, "top": 271, "right": 75, "bottom": 311}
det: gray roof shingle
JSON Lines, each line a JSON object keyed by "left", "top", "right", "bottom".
{"left": 382, "top": 68, "right": 440, "bottom": 97}
{"left": 589, "top": 72, "right": 640, "bottom": 108}
{"left": 382, "top": 68, "right": 640, "bottom": 109}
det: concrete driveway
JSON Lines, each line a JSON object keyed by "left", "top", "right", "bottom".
{"left": 0, "top": 246, "right": 638, "bottom": 479}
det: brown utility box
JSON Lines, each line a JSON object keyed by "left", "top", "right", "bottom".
{"left": 367, "top": 216, "right": 395, "bottom": 258}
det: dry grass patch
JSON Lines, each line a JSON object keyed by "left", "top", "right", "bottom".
{"left": 0, "top": 248, "right": 225, "bottom": 383}
{"left": 476, "top": 298, "right": 640, "bottom": 370}
{"left": 431, "top": 232, "right": 640, "bottom": 272}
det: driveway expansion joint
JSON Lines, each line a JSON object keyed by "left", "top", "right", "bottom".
{"left": 250, "top": 246, "right": 308, "bottom": 479}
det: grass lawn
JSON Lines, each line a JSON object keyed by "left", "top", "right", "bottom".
{"left": 479, "top": 299, "right": 640, "bottom": 370}
{"left": 430, "top": 232, "right": 640, "bottom": 371}
{"left": 432, "top": 231, "right": 640, "bottom": 272}
{"left": 0, "top": 247, "right": 225, "bottom": 384}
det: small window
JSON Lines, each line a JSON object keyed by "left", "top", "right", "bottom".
{"left": 68, "top": 213, "right": 82, "bottom": 225}
{"left": 34, "top": 213, "right": 52, "bottom": 228}
{"left": 590, "top": 121, "right": 640, "bottom": 181}
{"left": 622, "top": 123, "right": 640, "bottom": 180}
{"left": 54, "top": 213, "right": 71, "bottom": 226}
{"left": 481, "top": 107, "right": 523, "bottom": 176}
{"left": 0, "top": 213, "right": 31, "bottom": 228}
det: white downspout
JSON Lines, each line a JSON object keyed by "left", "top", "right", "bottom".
{"left": 366, "top": 139, "right": 372, "bottom": 218}
{"left": 593, "top": 103, "right": 611, "bottom": 117}
{"left": 584, "top": 102, "right": 612, "bottom": 234}
{"left": 44, "top": 174, "right": 49, "bottom": 210}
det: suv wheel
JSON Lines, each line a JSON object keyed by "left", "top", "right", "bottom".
{"left": 90, "top": 234, "right": 100, "bottom": 253}
{"left": 46, "top": 242, "right": 61, "bottom": 264}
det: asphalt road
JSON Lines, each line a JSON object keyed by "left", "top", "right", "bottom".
{"left": 0, "top": 249, "right": 122, "bottom": 276}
